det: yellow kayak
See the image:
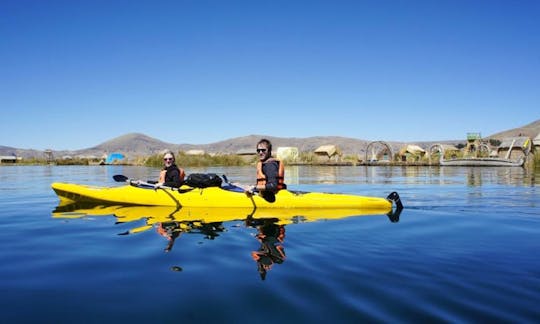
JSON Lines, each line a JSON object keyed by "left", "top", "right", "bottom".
{"left": 51, "top": 181, "right": 396, "bottom": 211}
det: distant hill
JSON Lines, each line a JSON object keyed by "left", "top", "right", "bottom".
{"left": 0, "top": 145, "right": 48, "bottom": 159}
{"left": 487, "top": 119, "right": 540, "bottom": 139}
{"left": 2, "top": 119, "right": 539, "bottom": 159}
{"left": 75, "top": 133, "right": 185, "bottom": 158}
{"left": 189, "top": 134, "right": 398, "bottom": 155}
{"left": 87, "top": 133, "right": 397, "bottom": 156}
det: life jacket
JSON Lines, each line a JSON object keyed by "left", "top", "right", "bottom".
{"left": 256, "top": 158, "right": 285, "bottom": 190}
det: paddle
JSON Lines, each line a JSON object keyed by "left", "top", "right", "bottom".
{"left": 113, "top": 174, "right": 132, "bottom": 183}
{"left": 118, "top": 224, "right": 153, "bottom": 235}
{"left": 113, "top": 174, "right": 174, "bottom": 190}
{"left": 222, "top": 174, "right": 258, "bottom": 214}
{"left": 113, "top": 174, "right": 185, "bottom": 208}
{"left": 222, "top": 174, "right": 257, "bottom": 194}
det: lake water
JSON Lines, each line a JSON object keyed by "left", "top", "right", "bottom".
{"left": 1, "top": 165, "right": 539, "bottom": 322}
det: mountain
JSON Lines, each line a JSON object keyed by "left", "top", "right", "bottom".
{"left": 0, "top": 145, "right": 49, "bottom": 159}
{"left": 74, "top": 133, "right": 185, "bottom": 158}
{"left": 2, "top": 119, "right": 539, "bottom": 159}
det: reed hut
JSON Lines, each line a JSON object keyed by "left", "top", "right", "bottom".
{"left": 314, "top": 145, "right": 341, "bottom": 162}
{"left": 533, "top": 133, "right": 540, "bottom": 150}
{"left": 185, "top": 149, "right": 205, "bottom": 156}
{"left": 236, "top": 148, "right": 257, "bottom": 163}
{"left": 398, "top": 145, "right": 426, "bottom": 162}
{"left": 496, "top": 136, "right": 531, "bottom": 159}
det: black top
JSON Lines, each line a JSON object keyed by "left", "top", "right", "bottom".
{"left": 261, "top": 160, "right": 280, "bottom": 192}
{"left": 163, "top": 164, "right": 183, "bottom": 188}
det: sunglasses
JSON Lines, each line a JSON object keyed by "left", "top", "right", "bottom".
{"left": 256, "top": 148, "right": 267, "bottom": 153}
{"left": 163, "top": 158, "right": 174, "bottom": 161}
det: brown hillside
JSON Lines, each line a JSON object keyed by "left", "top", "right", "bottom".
{"left": 192, "top": 135, "right": 391, "bottom": 155}
{"left": 3, "top": 119, "right": 539, "bottom": 159}
{"left": 77, "top": 133, "right": 184, "bottom": 158}
{"left": 487, "top": 119, "right": 540, "bottom": 139}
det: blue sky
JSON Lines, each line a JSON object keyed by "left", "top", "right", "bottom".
{"left": 1, "top": 0, "right": 538, "bottom": 150}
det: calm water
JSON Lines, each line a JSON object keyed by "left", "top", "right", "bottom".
{"left": 1, "top": 165, "right": 539, "bottom": 323}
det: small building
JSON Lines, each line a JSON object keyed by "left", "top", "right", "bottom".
{"left": 236, "top": 148, "right": 256, "bottom": 156}
{"left": 276, "top": 147, "right": 299, "bottom": 162}
{"left": 185, "top": 149, "right": 205, "bottom": 156}
{"left": 533, "top": 133, "right": 540, "bottom": 149}
{"left": 236, "top": 148, "right": 257, "bottom": 163}
{"left": 0, "top": 155, "right": 17, "bottom": 163}
{"left": 398, "top": 145, "right": 426, "bottom": 162}
{"left": 314, "top": 145, "right": 341, "bottom": 162}
{"left": 496, "top": 136, "right": 531, "bottom": 160}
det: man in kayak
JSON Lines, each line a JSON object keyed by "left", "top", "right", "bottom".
{"left": 246, "top": 139, "right": 286, "bottom": 201}
{"left": 157, "top": 151, "right": 185, "bottom": 188}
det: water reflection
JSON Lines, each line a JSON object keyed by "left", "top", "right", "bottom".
{"left": 52, "top": 203, "right": 399, "bottom": 278}
{"left": 156, "top": 220, "right": 226, "bottom": 252}
{"left": 95, "top": 165, "right": 539, "bottom": 188}
{"left": 357, "top": 165, "right": 538, "bottom": 186}
{"left": 454, "top": 167, "right": 537, "bottom": 187}
{"left": 247, "top": 218, "right": 286, "bottom": 280}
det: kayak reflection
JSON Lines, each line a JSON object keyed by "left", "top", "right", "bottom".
{"left": 53, "top": 202, "right": 399, "bottom": 229}
{"left": 52, "top": 202, "right": 401, "bottom": 278}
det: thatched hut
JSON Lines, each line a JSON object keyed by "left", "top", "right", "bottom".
{"left": 496, "top": 136, "right": 531, "bottom": 159}
{"left": 185, "top": 149, "right": 205, "bottom": 156}
{"left": 533, "top": 133, "right": 540, "bottom": 150}
{"left": 398, "top": 145, "right": 426, "bottom": 162}
{"left": 314, "top": 145, "right": 341, "bottom": 162}
{"left": 236, "top": 148, "right": 257, "bottom": 163}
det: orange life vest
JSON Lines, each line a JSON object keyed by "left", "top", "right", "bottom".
{"left": 256, "top": 158, "right": 285, "bottom": 190}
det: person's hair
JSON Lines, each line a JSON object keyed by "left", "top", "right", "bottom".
{"left": 163, "top": 150, "right": 175, "bottom": 160}
{"left": 257, "top": 139, "right": 272, "bottom": 153}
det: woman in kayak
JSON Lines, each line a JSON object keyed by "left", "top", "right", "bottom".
{"left": 157, "top": 150, "right": 185, "bottom": 188}
{"left": 246, "top": 139, "right": 286, "bottom": 201}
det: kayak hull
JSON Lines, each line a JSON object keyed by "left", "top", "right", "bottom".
{"left": 51, "top": 182, "right": 393, "bottom": 211}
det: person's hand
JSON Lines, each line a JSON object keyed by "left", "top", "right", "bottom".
{"left": 154, "top": 182, "right": 164, "bottom": 189}
{"left": 245, "top": 185, "right": 256, "bottom": 195}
